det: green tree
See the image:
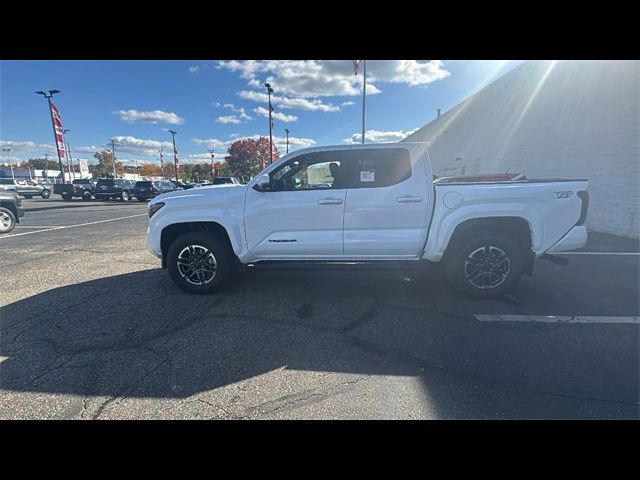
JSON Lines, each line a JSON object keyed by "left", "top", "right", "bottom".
{"left": 225, "top": 137, "right": 279, "bottom": 178}
{"left": 26, "top": 158, "right": 60, "bottom": 170}
{"left": 93, "top": 150, "right": 124, "bottom": 177}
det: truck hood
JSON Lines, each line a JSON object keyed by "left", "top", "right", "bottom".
{"left": 152, "top": 183, "right": 247, "bottom": 205}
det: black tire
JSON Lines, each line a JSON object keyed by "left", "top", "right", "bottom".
{"left": 137, "top": 197, "right": 146, "bottom": 202}
{"left": 0, "top": 207, "right": 17, "bottom": 234}
{"left": 23, "top": 195, "right": 33, "bottom": 199}
{"left": 167, "top": 231, "right": 235, "bottom": 294}
{"left": 444, "top": 230, "right": 524, "bottom": 298}
{"left": 120, "top": 190, "right": 130, "bottom": 202}
{"left": 82, "top": 191, "right": 92, "bottom": 201}
{"left": 61, "top": 192, "right": 72, "bottom": 201}
{"left": 41, "top": 189, "right": 51, "bottom": 199}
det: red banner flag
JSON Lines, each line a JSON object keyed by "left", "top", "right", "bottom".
{"left": 50, "top": 102, "right": 65, "bottom": 158}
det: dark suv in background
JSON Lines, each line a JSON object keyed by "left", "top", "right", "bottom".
{"left": 211, "top": 177, "right": 241, "bottom": 185}
{"left": 133, "top": 180, "right": 179, "bottom": 201}
{"left": 94, "top": 178, "right": 136, "bottom": 201}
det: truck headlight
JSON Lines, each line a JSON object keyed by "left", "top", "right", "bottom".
{"left": 148, "top": 202, "right": 165, "bottom": 218}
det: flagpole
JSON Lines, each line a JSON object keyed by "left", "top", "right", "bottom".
{"left": 361, "top": 60, "right": 366, "bottom": 144}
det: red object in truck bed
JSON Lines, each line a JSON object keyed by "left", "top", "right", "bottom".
{"left": 437, "top": 173, "right": 526, "bottom": 183}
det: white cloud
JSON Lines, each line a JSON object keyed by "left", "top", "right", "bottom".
{"left": 111, "top": 136, "right": 174, "bottom": 157}
{"left": 1, "top": 140, "right": 54, "bottom": 153}
{"left": 254, "top": 106, "right": 298, "bottom": 123}
{"left": 185, "top": 153, "right": 215, "bottom": 161}
{"left": 192, "top": 134, "right": 315, "bottom": 153}
{"left": 218, "top": 60, "right": 449, "bottom": 100}
{"left": 115, "top": 109, "right": 185, "bottom": 125}
{"left": 189, "top": 65, "right": 200, "bottom": 73}
{"left": 235, "top": 134, "right": 316, "bottom": 151}
{"left": 192, "top": 138, "right": 230, "bottom": 149}
{"left": 341, "top": 101, "right": 355, "bottom": 106}
{"left": 213, "top": 103, "right": 252, "bottom": 123}
{"left": 342, "top": 128, "right": 419, "bottom": 144}
{"left": 215, "top": 116, "right": 242, "bottom": 124}
{"left": 238, "top": 90, "right": 339, "bottom": 112}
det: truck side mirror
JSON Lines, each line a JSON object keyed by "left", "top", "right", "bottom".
{"left": 253, "top": 173, "right": 271, "bottom": 192}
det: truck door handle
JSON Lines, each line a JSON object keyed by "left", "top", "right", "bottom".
{"left": 396, "top": 196, "right": 423, "bottom": 203}
{"left": 317, "top": 198, "right": 343, "bottom": 205}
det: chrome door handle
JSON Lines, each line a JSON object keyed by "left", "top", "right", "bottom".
{"left": 396, "top": 196, "right": 423, "bottom": 203}
{"left": 318, "top": 198, "right": 343, "bottom": 205}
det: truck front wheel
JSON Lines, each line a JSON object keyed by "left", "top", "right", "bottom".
{"left": 166, "top": 231, "right": 235, "bottom": 294}
{"left": 0, "top": 207, "right": 17, "bottom": 234}
{"left": 444, "top": 231, "right": 524, "bottom": 298}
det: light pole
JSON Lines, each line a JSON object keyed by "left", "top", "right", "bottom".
{"left": 284, "top": 128, "right": 290, "bottom": 154}
{"left": 35, "top": 89, "right": 66, "bottom": 184}
{"left": 62, "top": 129, "right": 75, "bottom": 181}
{"left": 107, "top": 139, "right": 118, "bottom": 177}
{"left": 208, "top": 149, "right": 215, "bottom": 180}
{"left": 168, "top": 130, "right": 179, "bottom": 182}
{"left": 2, "top": 148, "right": 15, "bottom": 180}
{"left": 265, "top": 82, "right": 274, "bottom": 167}
{"left": 159, "top": 149, "right": 164, "bottom": 178}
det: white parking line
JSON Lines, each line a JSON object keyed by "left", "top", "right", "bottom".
{"left": 1, "top": 214, "right": 147, "bottom": 239}
{"left": 558, "top": 252, "right": 639, "bottom": 256}
{"left": 475, "top": 314, "right": 640, "bottom": 324}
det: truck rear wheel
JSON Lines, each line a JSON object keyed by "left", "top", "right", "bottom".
{"left": 444, "top": 230, "right": 524, "bottom": 298}
{"left": 166, "top": 231, "right": 234, "bottom": 294}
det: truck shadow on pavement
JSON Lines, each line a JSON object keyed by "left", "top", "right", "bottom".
{"left": 1, "top": 263, "right": 638, "bottom": 419}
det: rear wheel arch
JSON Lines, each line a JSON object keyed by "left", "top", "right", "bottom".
{"left": 443, "top": 217, "right": 535, "bottom": 275}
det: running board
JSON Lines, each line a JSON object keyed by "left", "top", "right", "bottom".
{"left": 540, "top": 253, "right": 569, "bottom": 266}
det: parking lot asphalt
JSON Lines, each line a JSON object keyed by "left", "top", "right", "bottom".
{"left": 1, "top": 197, "right": 638, "bottom": 419}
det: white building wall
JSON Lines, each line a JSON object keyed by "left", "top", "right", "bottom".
{"left": 404, "top": 60, "right": 640, "bottom": 238}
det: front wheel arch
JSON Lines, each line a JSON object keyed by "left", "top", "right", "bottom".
{"left": 160, "top": 221, "right": 236, "bottom": 268}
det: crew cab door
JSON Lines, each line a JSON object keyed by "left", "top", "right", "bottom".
{"left": 343, "top": 147, "right": 431, "bottom": 256}
{"left": 244, "top": 152, "right": 346, "bottom": 258}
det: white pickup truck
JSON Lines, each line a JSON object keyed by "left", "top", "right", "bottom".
{"left": 147, "top": 143, "right": 589, "bottom": 297}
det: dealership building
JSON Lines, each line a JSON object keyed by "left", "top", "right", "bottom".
{"left": 404, "top": 60, "right": 639, "bottom": 239}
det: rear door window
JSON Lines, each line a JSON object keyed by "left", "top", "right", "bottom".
{"left": 339, "top": 148, "right": 412, "bottom": 189}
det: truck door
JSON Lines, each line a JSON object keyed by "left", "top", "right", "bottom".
{"left": 343, "top": 147, "right": 431, "bottom": 256}
{"left": 244, "top": 151, "right": 346, "bottom": 257}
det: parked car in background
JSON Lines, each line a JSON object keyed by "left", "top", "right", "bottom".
{"left": 94, "top": 178, "right": 136, "bottom": 201}
{"left": 54, "top": 178, "right": 96, "bottom": 201}
{"left": 0, "top": 178, "right": 51, "bottom": 199}
{"left": 0, "top": 189, "right": 24, "bottom": 234}
{"left": 133, "top": 180, "right": 179, "bottom": 201}
{"left": 211, "top": 176, "right": 242, "bottom": 185}
{"left": 169, "top": 180, "right": 194, "bottom": 190}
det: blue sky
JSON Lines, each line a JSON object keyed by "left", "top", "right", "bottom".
{"left": 1, "top": 60, "right": 522, "bottom": 165}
